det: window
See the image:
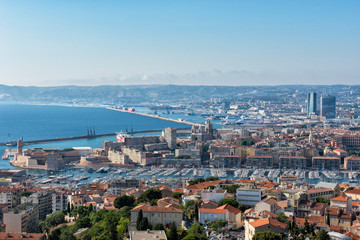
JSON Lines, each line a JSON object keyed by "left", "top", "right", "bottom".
{"left": 175, "top": 214, "right": 177, "bottom": 217}
{"left": 169, "top": 213, "right": 172, "bottom": 217}
{"left": 164, "top": 213, "right": 166, "bottom": 217}
{"left": 158, "top": 213, "right": 160, "bottom": 217}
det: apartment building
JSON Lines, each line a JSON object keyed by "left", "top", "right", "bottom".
{"left": 279, "top": 156, "right": 306, "bottom": 169}
{"left": 131, "top": 203, "right": 183, "bottom": 226}
{"left": 312, "top": 156, "right": 340, "bottom": 170}
{"left": 3, "top": 203, "right": 39, "bottom": 233}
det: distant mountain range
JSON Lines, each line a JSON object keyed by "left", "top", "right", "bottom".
{"left": 0, "top": 84, "right": 358, "bottom": 105}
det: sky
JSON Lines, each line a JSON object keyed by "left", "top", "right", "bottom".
{"left": 0, "top": 0, "right": 359, "bottom": 86}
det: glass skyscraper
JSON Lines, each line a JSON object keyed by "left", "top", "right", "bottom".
{"left": 307, "top": 92, "right": 317, "bottom": 117}
{"left": 320, "top": 95, "right": 336, "bottom": 119}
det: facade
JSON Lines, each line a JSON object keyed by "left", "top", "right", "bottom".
{"left": 200, "top": 189, "right": 226, "bottom": 203}
{"left": 236, "top": 186, "right": 263, "bottom": 206}
{"left": 0, "top": 187, "right": 21, "bottom": 210}
{"left": 131, "top": 203, "right": 183, "bottom": 226}
{"left": 245, "top": 218, "right": 286, "bottom": 240}
{"left": 344, "top": 156, "right": 360, "bottom": 171}
{"left": 213, "top": 155, "right": 242, "bottom": 168}
{"left": 3, "top": 204, "right": 39, "bottom": 233}
{"left": 307, "top": 92, "right": 317, "bottom": 117}
{"left": 246, "top": 155, "right": 273, "bottom": 168}
{"left": 52, "top": 192, "right": 68, "bottom": 213}
{"left": 330, "top": 196, "right": 352, "bottom": 211}
{"left": 320, "top": 95, "right": 336, "bottom": 119}
{"left": 21, "top": 189, "right": 54, "bottom": 220}
{"left": 279, "top": 156, "right": 306, "bottom": 169}
{"left": 334, "top": 135, "right": 360, "bottom": 149}
{"left": 162, "top": 128, "right": 177, "bottom": 150}
{"left": 312, "top": 156, "right": 340, "bottom": 169}
{"left": 306, "top": 188, "right": 335, "bottom": 201}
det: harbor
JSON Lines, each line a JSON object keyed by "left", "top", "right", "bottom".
{"left": 26, "top": 165, "right": 360, "bottom": 190}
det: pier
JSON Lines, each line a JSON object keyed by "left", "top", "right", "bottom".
{"left": 0, "top": 127, "right": 191, "bottom": 146}
{"left": 106, "top": 107, "right": 204, "bottom": 127}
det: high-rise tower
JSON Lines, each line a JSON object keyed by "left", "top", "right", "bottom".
{"left": 307, "top": 93, "right": 317, "bottom": 117}
{"left": 320, "top": 95, "right": 336, "bottom": 119}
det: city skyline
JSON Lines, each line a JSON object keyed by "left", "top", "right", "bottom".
{"left": 1, "top": 1, "right": 360, "bottom": 86}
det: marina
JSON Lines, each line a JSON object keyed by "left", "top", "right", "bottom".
{"left": 25, "top": 166, "right": 360, "bottom": 189}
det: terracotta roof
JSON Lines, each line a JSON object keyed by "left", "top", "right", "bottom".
{"left": 307, "top": 187, "right": 333, "bottom": 194}
{"left": 334, "top": 149, "right": 347, "bottom": 153}
{"left": 346, "top": 232, "right": 360, "bottom": 240}
{"left": 331, "top": 195, "right": 348, "bottom": 202}
{"left": 313, "top": 156, "right": 340, "bottom": 159}
{"left": 199, "top": 208, "right": 227, "bottom": 214}
{"left": 257, "top": 210, "right": 278, "bottom": 219}
{"left": 236, "top": 179, "right": 255, "bottom": 183}
{"left": 131, "top": 203, "right": 183, "bottom": 213}
{"left": 247, "top": 155, "right": 273, "bottom": 158}
{"left": 330, "top": 225, "right": 342, "bottom": 232}
{"left": 186, "top": 180, "right": 222, "bottom": 190}
{"left": 279, "top": 156, "right": 306, "bottom": 159}
{"left": 217, "top": 204, "right": 241, "bottom": 215}
{"left": 346, "top": 189, "right": 360, "bottom": 195}
{"left": 249, "top": 218, "right": 286, "bottom": 230}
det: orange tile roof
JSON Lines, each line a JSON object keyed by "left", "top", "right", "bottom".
{"left": 199, "top": 208, "right": 227, "bottom": 214}
{"left": 217, "top": 204, "right": 241, "bottom": 215}
{"left": 307, "top": 187, "right": 333, "bottom": 194}
{"left": 331, "top": 195, "right": 349, "bottom": 202}
{"left": 236, "top": 179, "right": 255, "bottom": 183}
{"left": 249, "top": 218, "right": 286, "bottom": 230}
{"left": 131, "top": 203, "right": 183, "bottom": 213}
{"left": 186, "top": 180, "right": 222, "bottom": 190}
{"left": 346, "top": 189, "right": 360, "bottom": 195}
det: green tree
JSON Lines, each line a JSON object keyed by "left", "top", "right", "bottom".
{"left": 304, "top": 217, "right": 310, "bottom": 234}
{"left": 167, "top": 222, "right": 178, "bottom": 240}
{"left": 276, "top": 212, "right": 288, "bottom": 223}
{"left": 173, "top": 192, "right": 184, "bottom": 200}
{"left": 241, "top": 140, "right": 248, "bottom": 146}
{"left": 182, "top": 233, "right": 203, "bottom": 240}
{"left": 137, "top": 189, "right": 162, "bottom": 203}
{"left": 222, "top": 184, "right": 240, "bottom": 194}
{"left": 188, "top": 178, "right": 205, "bottom": 186}
{"left": 252, "top": 231, "right": 282, "bottom": 240}
{"left": 67, "top": 202, "right": 71, "bottom": 213}
{"left": 249, "top": 139, "right": 255, "bottom": 145}
{"left": 211, "top": 220, "right": 228, "bottom": 229}
{"left": 219, "top": 198, "right": 239, "bottom": 208}
{"left": 139, "top": 217, "right": 151, "bottom": 230}
{"left": 315, "top": 230, "right": 330, "bottom": 240}
{"left": 326, "top": 211, "right": 330, "bottom": 225}
{"left": 136, "top": 209, "right": 143, "bottom": 230}
{"left": 187, "top": 223, "right": 207, "bottom": 240}
{"left": 114, "top": 195, "right": 135, "bottom": 209}
{"left": 205, "top": 176, "right": 219, "bottom": 181}
{"left": 154, "top": 223, "right": 165, "bottom": 230}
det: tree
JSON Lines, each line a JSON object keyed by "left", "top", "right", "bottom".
{"left": 241, "top": 140, "right": 248, "bottom": 146}
{"left": 222, "top": 184, "right": 240, "bottom": 194}
{"left": 67, "top": 202, "right": 71, "bottom": 213}
{"left": 205, "top": 176, "right": 219, "bottom": 181}
{"left": 136, "top": 210, "right": 143, "bottom": 230}
{"left": 276, "top": 212, "right": 288, "bottom": 223}
{"left": 211, "top": 220, "right": 227, "bottom": 229}
{"left": 167, "top": 222, "right": 178, "bottom": 240}
{"left": 304, "top": 217, "right": 310, "bottom": 234}
{"left": 114, "top": 195, "right": 135, "bottom": 209}
{"left": 316, "top": 230, "right": 330, "bottom": 240}
{"left": 194, "top": 202, "right": 199, "bottom": 222}
{"left": 326, "top": 211, "right": 330, "bottom": 225}
{"left": 154, "top": 223, "right": 165, "bottom": 230}
{"left": 139, "top": 217, "right": 151, "bottom": 230}
{"left": 173, "top": 192, "right": 184, "bottom": 200}
{"left": 252, "top": 231, "right": 282, "bottom": 240}
{"left": 188, "top": 178, "right": 205, "bottom": 186}
{"left": 219, "top": 198, "right": 239, "bottom": 208}
{"left": 187, "top": 223, "right": 207, "bottom": 240}
{"left": 249, "top": 139, "right": 255, "bottom": 145}
{"left": 137, "top": 189, "right": 162, "bottom": 203}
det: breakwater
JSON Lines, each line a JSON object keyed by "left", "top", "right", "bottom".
{"left": 107, "top": 107, "right": 204, "bottom": 127}
{"left": 0, "top": 127, "right": 191, "bottom": 146}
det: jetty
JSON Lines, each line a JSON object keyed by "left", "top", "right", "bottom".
{"left": 0, "top": 127, "right": 191, "bottom": 146}
{"left": 106, "top": 107, "right": 204, "bottom": 127}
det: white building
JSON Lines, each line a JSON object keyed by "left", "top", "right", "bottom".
{"left": 236, "top": 186, "right": 263, "bottom": 206}
{"left": 201, "top": 188, "right": 226, "bottom": 203}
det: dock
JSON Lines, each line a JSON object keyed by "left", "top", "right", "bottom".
{"left": 106, "top": 107, "right": 204, "bottom": 127}
{"left": 0, "top": 127, "right": 191, "bottom": 146}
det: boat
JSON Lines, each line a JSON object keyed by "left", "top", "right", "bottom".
{"left": 116, "top": 132, "right": 131, "bottom": 143}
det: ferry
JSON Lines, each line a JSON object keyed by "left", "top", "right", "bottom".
{"left": 116, "top": 132, "right": 130, "bottom": 143}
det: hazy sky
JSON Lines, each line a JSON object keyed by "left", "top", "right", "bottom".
{"left": 0, "top": 1, "right": 359, "bottom": 86}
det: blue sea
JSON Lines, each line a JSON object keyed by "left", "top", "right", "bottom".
{"left": 0, "top": 103, "right": 189, "bottom": 169}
